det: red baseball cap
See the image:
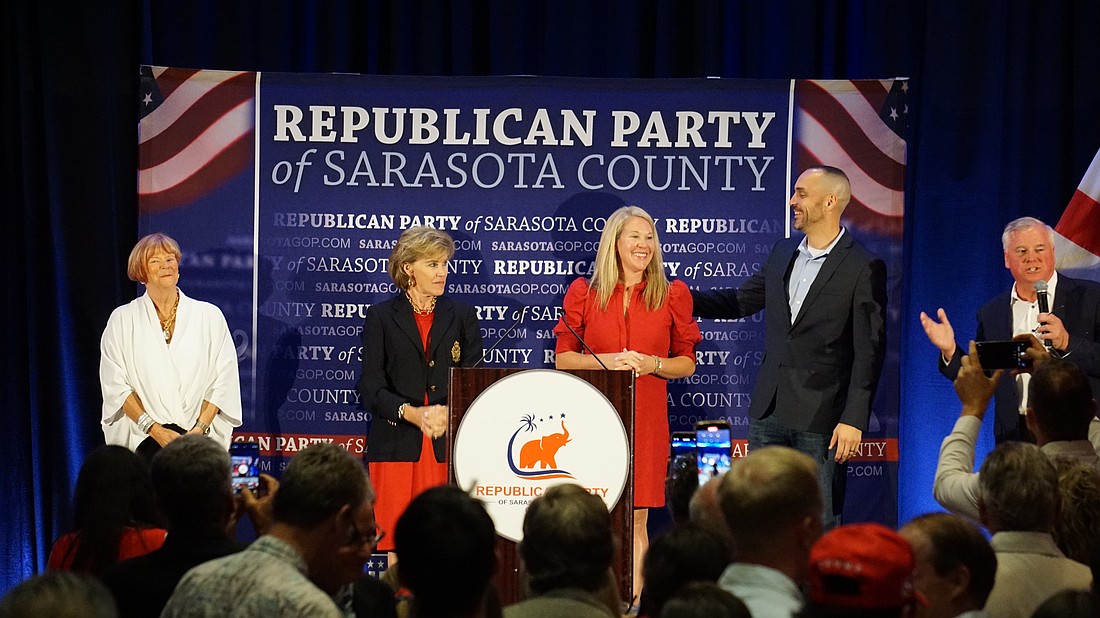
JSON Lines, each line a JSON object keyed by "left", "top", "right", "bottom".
{"left": 808, "top": 523, "right": 927, "bottom": 610}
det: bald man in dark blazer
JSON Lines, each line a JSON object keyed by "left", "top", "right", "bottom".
{"left": 693, "top": 166, "right": 888, "bottom": 528}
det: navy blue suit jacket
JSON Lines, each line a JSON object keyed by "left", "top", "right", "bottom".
{"left": 939, "top": 274, "right": 1100, "bottom": 442}
{"left": 693, "top": 233, "right": 888, "bottom": 434}
{"left": 357, "top": 294, "right": 483, "bottom": 462}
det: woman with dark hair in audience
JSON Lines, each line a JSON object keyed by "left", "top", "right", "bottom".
{"left": 47, "top": 446, "right": 166, "bottom": 574}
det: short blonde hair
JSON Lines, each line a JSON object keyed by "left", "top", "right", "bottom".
{"left": 589, "top": 206, "right": 669, "bottom": 311}
{"left": 387, "top": 227, "right": 455, "bottom": 290}
{"left": 127, "top": 233, "right": 182, "bottom": 283}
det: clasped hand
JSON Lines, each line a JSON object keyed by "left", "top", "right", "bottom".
{"left": 613, "top": 348, "right": 656, "bottom": 375}
{"left": 418, "top": 404, "right": 448, "bottom": 439}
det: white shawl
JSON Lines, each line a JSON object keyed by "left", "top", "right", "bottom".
{"left": 100, "top": 289, "right": 242, "bottom": 449}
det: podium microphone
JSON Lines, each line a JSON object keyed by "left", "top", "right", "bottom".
{"left": 561, "top": 318, "right": 611, "bottom": 371}
{"left": 1034, "top": 280, "right": 1052, "bottom": 348}
{"left": 471, "top": 307, "right": 527, "bottom": 369}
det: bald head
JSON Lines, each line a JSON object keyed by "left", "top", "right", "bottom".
{"left": 806, "top": 166, "right": 852, "bottom": 211}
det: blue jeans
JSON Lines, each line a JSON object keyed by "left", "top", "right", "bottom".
{"left": 747, "top": 415, "right": 846, "bottom": 530}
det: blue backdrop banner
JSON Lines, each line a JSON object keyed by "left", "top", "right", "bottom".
{"left": 138, "top": 68, "right": 907, "bottom": 524}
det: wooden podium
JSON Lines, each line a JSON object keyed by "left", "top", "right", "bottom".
{"left": 447, "top": 367, "right": 635, "bottom": 606}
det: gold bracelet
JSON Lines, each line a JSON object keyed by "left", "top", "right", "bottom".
{"left": 653, "top": 355, "right": 662, "bottom": 375}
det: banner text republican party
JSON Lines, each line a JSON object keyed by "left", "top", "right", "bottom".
{"left": 138, "top": 68, "right": 907, "bottom": 524}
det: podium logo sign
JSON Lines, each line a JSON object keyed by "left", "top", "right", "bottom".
{"left": 454, "top": 369, "right": 630, "bottom": 542}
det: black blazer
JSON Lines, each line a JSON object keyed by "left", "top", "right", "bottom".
{"left": 693, "top": 233, "right": 888, "bottom": 433}
{"left": 939, "top": 273, "right": 1100, "bottom": 442}
{"left": 357, "top": 294, "right": 483, "bottom": 462}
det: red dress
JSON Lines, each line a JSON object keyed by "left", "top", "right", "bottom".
{"left": 554, "top": 278, "right": 701, "bottom": 507}
{"left": 47, "top": 527, "right": 167, "bottom": 573}
{"left": 368, "top": 311, "right": 448, "bottom": 552}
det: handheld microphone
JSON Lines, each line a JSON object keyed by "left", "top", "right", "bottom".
{"left": 1034, "top": 280, "right": 1052, "bottom": 348}
{"left": 471, "top": 307, "right": 527, "bottom": 369}
{"left": 561, "top": 317, "right": 611, "bottom": 370}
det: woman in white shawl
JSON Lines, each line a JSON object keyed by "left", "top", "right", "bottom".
{"left": 100, "top": 233, "right": 241, "bottom": 457}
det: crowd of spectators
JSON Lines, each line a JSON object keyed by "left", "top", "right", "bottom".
{"left": 4, "top": 333, "right": 1100, "bottom": 617}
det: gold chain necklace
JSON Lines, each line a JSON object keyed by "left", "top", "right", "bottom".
{"left": 406, "top": 292, "right": 436, "bottom": 315}
{"left": 159, "top": 291, "right": 180, "bottom": 343}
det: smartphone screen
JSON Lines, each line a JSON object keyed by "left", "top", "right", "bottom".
{"left": 229, "top": 441, "right": 260, "bottom": 495}
{"left": 695, "top": 421, "right": 732, "bottom": 486}
{"left": 670, "top": 432, "right": 696, "bottom": 458}
{"left": 975, "top": 340, "right": 1031, "bottom": 370}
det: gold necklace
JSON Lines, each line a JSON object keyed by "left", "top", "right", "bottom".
{"left": 159, "top": 291, "right": 180, "bottom": 343}
{"left": 406, "top": 292, "right": 436, "bottom": 315}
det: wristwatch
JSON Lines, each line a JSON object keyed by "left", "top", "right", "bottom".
{"left": 194, "top": 419, "right": 211, "bottom": 435}
{"left": 398, "top": 403, "right": 408, "bottom": 421}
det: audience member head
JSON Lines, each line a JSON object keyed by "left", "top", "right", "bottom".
{"left": 689, "top": 473, "right": 731, "bottom": 541}
{"left": 272, "top": 443, "right": 373, "bottom": 595}
{"left": 638, "top": 522, "right": 733, "bottom": 618}
{"left": 0, "top": 571, "right": 117, "bottom": 618}
{"left": 396, "top": 486, "right": 496, "bottom": 618}
{"left": 665, "top": 453, "right": 698, "bottom": 525}
{"left": 802, "top": 523, "right": 923, "bottom": 618}
{"left": 1026, "top": 359, "right": 1096, "bottom": 443}
{"left": 718, "top": 446, "right": 821, "bottom": 574}
{"left": 62, "top": 445, "right": 164, "bottom": 574}
{"left": 1030, "top": 590, "right": 1100, "bottom": 618}
{"left": 977, "top": 442, "right": 1058, "bottom": 534}
{"left": 656, "top": 582, "right": 750, "bottom": 618}
{"left": 150, "top": 435, "right": 232, "bottom": 536}
{"left": 313, "top": 500, "right": 382, "bottom": 596}
{"left": 273, "top": 442, "right": 370, "bottom": 528}
{"left": 899, "top": 513, "right": 997, "bottom": 618}
{"left": 1050, "top": 457, "right": 1100, "bottom": 564}
{"left": 519, "top": 483, "right": 614, "bottom": 595}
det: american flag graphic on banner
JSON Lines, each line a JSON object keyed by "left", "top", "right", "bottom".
{"left": 794, "top": 79, "right": 908, "bottom": 237}
{"left": 138, "top": 66, "right": 255, "bottom": 212}
{"left": 1054, "top": 148, "right": 1100, "bottom": 282}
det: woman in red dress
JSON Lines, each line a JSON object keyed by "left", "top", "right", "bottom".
{"left": 357, "top": 227, "right": 483, "bottom": 564}
{"left": 553, "top": 205, "right": 701, "bottom": 600}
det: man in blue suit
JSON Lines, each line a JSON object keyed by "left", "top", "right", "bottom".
{"left": 920, "top": 216, "right": 1100, "bottom": 443}
{"left": 693, "top": 166, "right": 888, "bottom": 529}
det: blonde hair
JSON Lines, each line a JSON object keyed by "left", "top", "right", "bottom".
{"left": 590, "top": 206, "right": 669, "bottom": 311}
{"left": 387, "top": 226, "right": 455, "bottom": 290}
{"left": 127, "top": 233, "right": 181, "bottom": 283}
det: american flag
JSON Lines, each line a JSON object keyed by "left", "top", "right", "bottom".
{"left": 794, "top": 79, "right": 908, "bottom": 237}
{"left": 138, "top": 66, "right": 255, "bottom": 212}
{"left": 1054, "top": 148, "right": 1100, "bottom": 282}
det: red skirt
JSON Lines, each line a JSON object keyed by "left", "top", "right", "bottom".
{"left": 368, "top": 432, "right": 447, "bottom": 552}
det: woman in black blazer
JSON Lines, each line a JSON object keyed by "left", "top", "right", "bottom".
{"left": 357, "top": 226, "right": 483, "bottom": 555}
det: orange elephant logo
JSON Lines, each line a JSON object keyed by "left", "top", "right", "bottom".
{"left": 518, "top": 420, "right": 571, "bottom": 469}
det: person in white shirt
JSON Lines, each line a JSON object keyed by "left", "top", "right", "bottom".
{"left": 100, "top": 233, "right": 241, "bottom": 456}
{"left": 716, "top": 446, "right": 822, "bottom": 618}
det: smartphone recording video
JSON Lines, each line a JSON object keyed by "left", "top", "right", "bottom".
{"left": 229, "top": 441, "right": 261, "bottom": 495}
{"left": 975, "top": 340, "right": 1032, "bottom": 370}
{"left": 694, "top": 420, "right": 732, "bottom": 486}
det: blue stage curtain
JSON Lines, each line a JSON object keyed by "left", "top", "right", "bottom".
{"left": 3, "top": 0, "right": 1099, "bottom": 592}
